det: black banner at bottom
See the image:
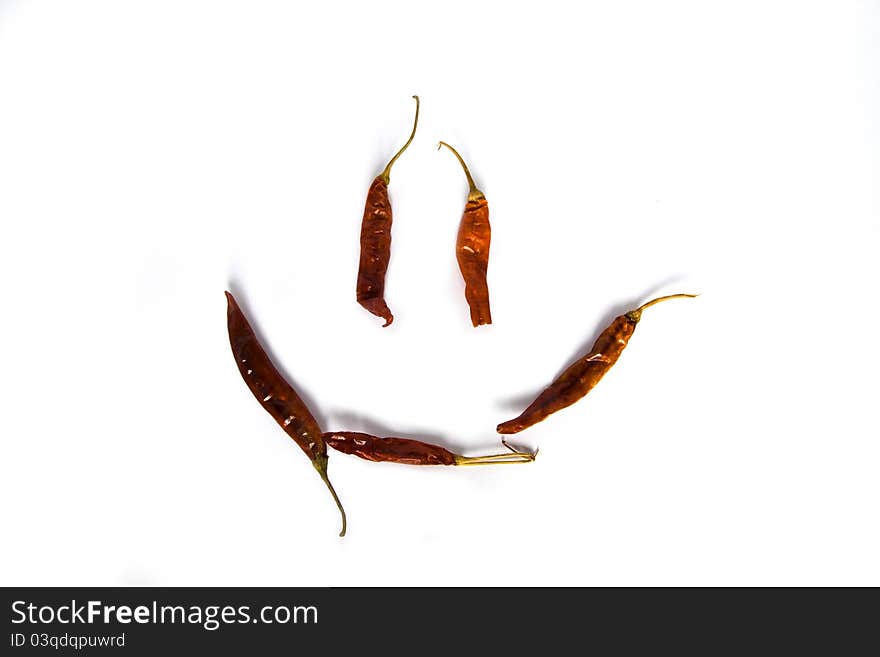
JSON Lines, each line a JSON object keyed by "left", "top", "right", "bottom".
{"left": 1, "top": 587, "right": 874, "bottom": 653}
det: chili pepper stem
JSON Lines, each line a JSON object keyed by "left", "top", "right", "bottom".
{"left": 502, "top": 437, "right": 539, "bottom": 458}
{"left": 626, "top": 293, "right": 698, "bottom": 323}
{"left": 379, "top": 95, "right": 420, "bottom": 185}
{"left": 438, "top": 141, "right": 485, "bottom": 201}
{"left": 453, "top": 440, "right": 537, "bottom": 466}
{"left": 313, "top": 457, "right": 347, "bottom": 537}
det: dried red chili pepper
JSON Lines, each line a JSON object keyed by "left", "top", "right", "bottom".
{"left": 225, "top": 291, "right": 347, "bottom": 536}
{"left": 356, "top": 95, "right": 420, "bottom": 327}
{"left": 497, "top": 294, "right": 697, "bottom": 434}
{"left": 323, "top": 432, "right": 535, "bottom": 466}
{"left": 438, "top": 141, "right": 492, "bottom": 327}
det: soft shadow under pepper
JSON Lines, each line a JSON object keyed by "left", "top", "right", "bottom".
{"left": 497, "top": 294, "right": 697, "bottom": 434}
{"left": 225, "top": 291, "right": 347, "bottom": 536}
{"left": 438, "top": 141, "right": 492, "bottom": 327}
{"left": 323, "top": 431, "right": 535, "bottom": 466}
{"left": 356, "top": 96, "right": 420, "bottom": 327}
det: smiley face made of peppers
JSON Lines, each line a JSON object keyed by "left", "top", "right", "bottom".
{"left": 226, "top": 97, "right": 697, "bottom": 536}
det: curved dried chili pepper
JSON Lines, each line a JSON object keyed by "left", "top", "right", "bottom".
{"left": 356, "top": 95, "right": 420, "bottom": 327}
{"left": 323, "top": 432, "right": 535, "bottom": 466}
{"left": 438, "top": 141, "right": 492, "bottom": 327}
{"left": 225, "top": 291, "right": 347, "bottom": 536}
{"left": 497, "top": 294, "right": 697, "bottom": 434}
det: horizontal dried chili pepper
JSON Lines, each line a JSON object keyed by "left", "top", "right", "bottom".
{"left": 497, "top": 294, "right": 697, "bottom": 434}
{"left": 225, "top": 291, "right": 347, "bottom": 536}
{"left": 438, "top": 141, "right": 492, "bottom": 327}
{"left": 356, "top": 95, "right": 420, "bottom": 327}
{"left": 323, "top": 431, "right": 535, "bottom": 466}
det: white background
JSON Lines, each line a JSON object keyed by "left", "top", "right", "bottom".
{"left": 0, "top": 0, "right": 877, "bottom": 586}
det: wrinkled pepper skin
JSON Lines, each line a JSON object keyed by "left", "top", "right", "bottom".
{"left": 225, "top": 291, "right": 326, "bottom": 461}
{"left": 226, "top": 290, "right": 347, "bottom": 537}
{"left": 497, "top": 314, "right": 637, "bottom": 434}
{"left": 456, "top": 198, "right": 492, "bottom": 327}
{"left": 356, "top": 176, "right": 394, "bottom": 327}
{"left": 323, "top": 431, "right": 457, "bottom": 466}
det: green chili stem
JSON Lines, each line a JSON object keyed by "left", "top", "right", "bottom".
{"left": 438, "top": 140, "right": 485, "bottom": 201}
{"left": 379, "top": 96, "right": 420, "bottom": 185}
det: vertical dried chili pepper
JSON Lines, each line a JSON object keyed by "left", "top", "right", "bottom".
{"left": 497, "top": 294, "right": 697, "bottom": 434}
{"left": 323, "top": 431, "right": 535, "bottom": 466}
{"left": 356, "top": 95, "right": 420, "bottom": 327}
{"left": 225, "top": 291, "right": 347, "bottom": 536}
{"left": 438, "top": 141, "right": 492, "bottom": 327}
